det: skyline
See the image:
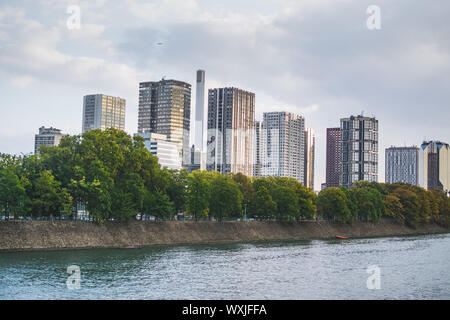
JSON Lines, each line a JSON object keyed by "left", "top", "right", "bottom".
{"left": 1, "top": 0, "right": 449, "bottom": 191}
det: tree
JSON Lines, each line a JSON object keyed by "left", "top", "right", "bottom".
{"left": 232, "top": 172, "right": 254, "bottom": 215}
{"left": 248, "top": 186, "right": 277, "bottom": 220}
{"left": 143, "top": 190, "right": 174, "bottom": 221}
{"left": 317, "top": 187, "right": 353, "bottom": 224}
{"left": 293, "top": 184, "right": 317, "bottom": 220}
{"left": 111, "top": 173, "right": 146, "bottom": 221}
{"left": 209, "top": 174, "right": 242, "bottom": 221}
{"left": 186, "top": 171, "right": 211, "bottom": 221}
{"left": 351, "top": 188, "right": 383, "bottom": 222}
{"left": 0, "top": 168, "right": 30, "bottom": 219}
{"left": 385, "top": 193, "right": 405, "bottom": 224}
{"left": 166, "top": 169, "right": 188, "bottom": 215}
{"left": 30, "top": 170, "right": 72, "bottom": 219}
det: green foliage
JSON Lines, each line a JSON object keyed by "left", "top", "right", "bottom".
{"left": 209, "top": 174, "right": 242, "bottom": 222}
{"left": 0, "top": 168, "right": 30, "bottom": 219}
{"left": 30, "top": 170, "right": 72, "bottom": 218}
{"left": 186, "top": 171, "right": 211, "bottom": 221}
{"left": 143, "top": 190, "right": 175, "bottom": 221}
{"left": 1, "top": 130, "right": 449, "bottom": 228}
{"left": 317, "top": 187, "right": 353, "bottom": 223}
{"left": 248, "top": 186, "right": 276, "bottom": 220}
{"left": 166, "top": 169, "right": 188, "bottom": 214}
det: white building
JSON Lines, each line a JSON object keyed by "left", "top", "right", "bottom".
{"left": 385, "top": 146, "right": 419, "bottom": 185}
{"left": 136, "top": 132, "right": 182, "bottom": 170}
{"left": 82, "top": 94, "right": 125, "bottom": 133}
{"left": 261, "top": 112, "right": 305, "bottom": 182}
{"left": 34, "top": 126, "right": 63, "bottom": 155}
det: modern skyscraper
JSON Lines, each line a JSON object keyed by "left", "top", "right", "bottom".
{"left": 187, "top": 70, "right": 206, "bottom": 172}
{"left": 34, "top": 126, "right": 63, "bottom": 155}
{"left": 194, "top": 70, "right": 206, "bottom": 152}
{"left": 420, "top": 141, "right": 450, "bottom": 194}
{"left": 82, "top": 94, "right": 125, "bottom": 133}
{"left": 138, "top": 79, "right": 191, "bottom": 166}
{"left": 207, "top": 87, "right": 255, "bottom": 176}
{"left": 135, "top": 132, "right": 182, "bottom": 170}
{"left": 340, "top": 115, "right": 378, "bottom": 188}
{"left": 326, "top": 127, "right": 342, "bottom": 188}
{"left": 261, "top": 111, "right": 305, "bottom": 182}
{"left": 304, "top": 128, "right": 315, "bottom": 189}
{"left": 385, "top": 146, "right": 419, "bottom": 185}
{"left": 253, "top": 121, "right": 263, "bottom": 177}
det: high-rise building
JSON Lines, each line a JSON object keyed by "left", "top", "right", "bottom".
{"left": 207, "top": 87, "right": 255, "bottom": 176}
{"left": 385, "top": 146, "right": 419, "bottom": 185}
{"left": 340, "top": 115, "right": 378, "bottom": 188}
{"left": 194, "top": 70, "right": 206, "bottom": 152}
{"left": 420, "top": 141, "right": 450, "bottom": 194}
{"left": 304, "top": 128, "right": 315, "bottom": 189}
{"left": 253, "top": 121, "right": 263, "bottom": 177}
{"left": 187, "top": 70, "right": 206, "bottom": 172}
{"left": 34, "top": 126, "right": 63, "bottom": 155}
{"left": 138, "top": 79, "right": 191, "bottom": 166}
{"left": 82, "top": 94, "right": 125, "bottom": 133}
{"left": 325, "top": 127, "right": 341, "bottom": 188}
{"left": 261, "top": 111, "right": 305, "bottom": 182}
{"left": 135, "top": 132, "right": 182, "bottom": 170}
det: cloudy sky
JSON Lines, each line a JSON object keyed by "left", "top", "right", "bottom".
{"left": 1, "top": 0, "right": 449, "bottom": 190}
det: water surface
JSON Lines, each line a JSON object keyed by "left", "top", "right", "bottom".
{"left": 0, "top": 234, "right": 449, "bottom": 299}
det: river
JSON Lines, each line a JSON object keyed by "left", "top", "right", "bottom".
{"left": 0, "top": 234, "right": 449, "bottom": 299}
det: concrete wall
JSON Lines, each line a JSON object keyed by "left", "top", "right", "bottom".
{"left": 0, "top": 219, "right": 448, "bottom": 252}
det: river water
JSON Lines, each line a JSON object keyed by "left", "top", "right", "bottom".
{"left": 0, "top": 234, "right": 449, "bottom": 300}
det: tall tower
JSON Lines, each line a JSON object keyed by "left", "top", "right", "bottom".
{"left": 207, "top": 87, "right": 255, "bottom": 176}
{"left": 326, "top": 127, "right": 341, "bottom": 188}
{"left": 261, "top": 111, "right": 305, "bottom": 182}
{"left": 420, "top": 141, "right": 450, "bottom": 194}
{"left": 192, "top": 70, "right": 206, "bottom": 171}
{"left": 304, "top": 128, "right": 315, "bottom": 189}
{"left": 340, "top": 115, "right": 378, "bottom": 188}
{"left": 253, "top": 121, "right": 263, "bottom": 177}
{"left": 82, "top": 94, "right": 126, "bottom": 133}
{"left": 195, "top": 70, "right": 206, "bottom": 152}
{"left": 138, "top": 79, "right": 191, "bottom": 166}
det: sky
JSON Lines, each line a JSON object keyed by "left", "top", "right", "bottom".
{"left": 0, "top": 0, "right": 449, "bottom": 191}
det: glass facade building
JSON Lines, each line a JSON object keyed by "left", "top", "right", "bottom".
{"left": 82, "top": 94, "right": 125, "bottom": 133}
{"left": 207, "top": 87, "right": 255, "bottom": 176}
{"left": 135, "top": 132, "right": 182, "bottom": 170}
{"left": 138, "top": 79, "right": 191, "bottom": 166}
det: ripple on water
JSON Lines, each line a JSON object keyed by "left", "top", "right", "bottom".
{"left": 0, "top": 234, "right": 449, "bottom": 299}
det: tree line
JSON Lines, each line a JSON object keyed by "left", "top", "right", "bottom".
{"left": 0, "top": 129, "right": 449, "bottom": 228}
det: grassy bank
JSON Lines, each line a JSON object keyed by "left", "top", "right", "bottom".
{"left": 0, "top": 219, "right": 448, "bottom": 252}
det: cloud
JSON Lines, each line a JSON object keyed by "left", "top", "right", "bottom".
{"left": 11, "top": 75, "right": 34, "bottom": 88}
{"left": 1, "top": 0, "right": 450, "bottom": 190}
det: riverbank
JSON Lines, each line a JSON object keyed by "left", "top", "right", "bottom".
{"left": 0, "top": 219, "right": 448, "bottom": 252}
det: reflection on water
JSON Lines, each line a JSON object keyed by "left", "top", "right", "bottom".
{"left": 0, "top": 234, "right": 449, "bottom": 299}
